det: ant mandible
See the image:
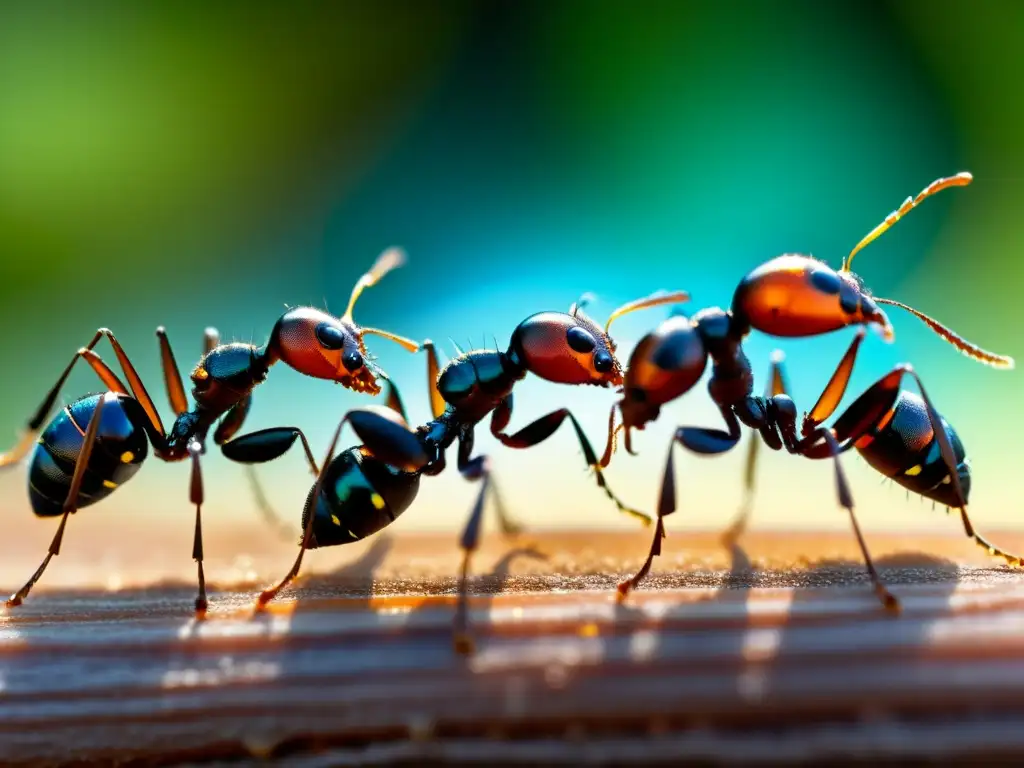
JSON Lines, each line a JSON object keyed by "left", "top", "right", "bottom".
{"left": 606, "top": 172, "right": 1017, "bottom": 608}
{"left": 0, "top": 249, "right": 422, "bottom": 616}
{"left": 220, "top": 290, "right": 686, "bottom": 651}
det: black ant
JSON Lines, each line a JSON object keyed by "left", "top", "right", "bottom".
{"left": 220, "top": 291, "right": 686, "bottom": 651}
{"left": 0, "top": 249, "right": 422, "bottom": 616}
{"left": 603, "top": 172, "right": 1018, "bottom": 608}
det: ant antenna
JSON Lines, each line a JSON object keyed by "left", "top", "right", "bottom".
{"left": 343, "top": 247, "right": 406, "bottom": 322}
{"left": 842, "top": 172, "right": 972, "bottom": 273}
{"left": 343, "top": 247, "right": 421, "bottom": 353}
{"left": 605, "top": 291, "right": 690, "bottom": 334}
{"left": 570, "top": 292, "right": 597, "bottom": 317}
{"left": 873, "top": 297, "right": 1014, "bottom": 369}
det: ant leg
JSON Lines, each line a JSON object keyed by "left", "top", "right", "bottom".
{"left": 904, "top": 370, "right": 1024, "bottom": 567}
{"left": 728, "top": 350, "right": 792, "bottom": 538}
{"left": 156, "top": 327, "right": 189, "bottom": 417}
{"left": 801, "top": 330, "right": 866, "bottom": 437}
{"left": 798, "top": 365, "right": 911, "bottom": 459}
{"left": 452, "top": 427, "right": 530, "bottom": 655}
{"left": 185, "top": 326, "right": 220, "bottom": 609}
{"left": 221, "top": 421, "right": 322, "bottom": 543}
{"left": 618, "top": 405, "right": 742, "bottom": 600}
{"left": 378, "top": 374, "right": 410, "bottom": 423}
{"left": 459, "top": 427, "right": 521, "bottom": 539}
{"left": 213, "top": 397, "right": 295, "bottom": 541}
{"left": 806, "top": 427, "right": 900, "bottom": 613}
{"left": 452, "top": 432, "right": 504, "bottom": 656}
{"left": 241, "top": 463, "right": 296, "bottom": 543}
{"left": 6, "top": 394, "right": 106, "bottom": 608}
{"left": 188, "top": 441, "right": 208, "bottom": 617}
{"left": 421, "top": 340, "right": 446, "bottom": 420}
{"left": 491, "top": 395, "right": 651, "bottom": 526}
{"left": 256, "top": 422, "right": 348, "bottom": 607}
{"left": 0, "top": 333, "right": 160, "bottom": 467}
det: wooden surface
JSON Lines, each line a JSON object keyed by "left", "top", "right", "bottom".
{"left": 2, "top": 529, "right": 1024, "bottom": 765}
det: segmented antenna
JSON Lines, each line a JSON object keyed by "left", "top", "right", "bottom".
{"left": 343, "top": 247, "right": 406, "bottom": 321}
{"left": 842, "top": 172, "right": 972, "bottom": 273}
{"left": 874, "top": 297, "right": 1014, "bottom": 369}
{"left": 604, "top": 291, "right": 690, "bottom": 334}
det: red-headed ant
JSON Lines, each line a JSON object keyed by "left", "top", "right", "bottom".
{"left": 607, "top": 172, "right": 1017, "bottom": 609}
{"left": 0, "top": 249, "right": 422, "bottom": 616}
{"left": 220, "top": 291, "right": 686, "bottom": 651}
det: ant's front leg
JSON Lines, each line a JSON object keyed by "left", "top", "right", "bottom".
{"left": 618, "top": 404, "right": 742, "bottom": 601}
{"left": 421, "top": 340, "right": 447, "bottom": 420}
{"left": 490, "top": 394, "right": 651, "bottom": 527}
{"left": 725, "top": 329, "right": 868, "bottom": 532}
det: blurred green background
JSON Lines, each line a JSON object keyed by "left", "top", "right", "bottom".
{"left": 0, "top": 0, "right": 1021, "bottom": 579}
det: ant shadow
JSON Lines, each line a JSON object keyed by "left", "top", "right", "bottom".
{"left": 235, "top": 535, "right": 550, "bottom": 682}
{"left": 606, "top": 513, "right": 756, "bottom": 682}
{"left": 600, "top": 515, "right": 962, "bottom": 723}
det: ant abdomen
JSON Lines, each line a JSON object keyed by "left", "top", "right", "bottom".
{"left": 856, "top": 390, "right": 971, "bottom": 508}
{"left": 301, "top": 447, "right": 420, "bottom": 548}
{"left": 28, "top": 392, "right": 150, "bottom": 518}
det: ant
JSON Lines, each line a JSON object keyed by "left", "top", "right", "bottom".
{"left": 604, "top": 172, "right": 1018, "bottom": 608}
{"left": 0, "top": 249, "right": 422, "bottom": 616}
{"left": 220, "top": 290, "right": 686, "bottom": 650}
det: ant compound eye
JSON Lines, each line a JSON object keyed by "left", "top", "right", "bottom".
{"left": 315, "top": 323, "right": 348, "bottom": 350}
{"left": 566, "top": 326, "right": 597, "bottom": 353}
{"left": 593, "top": 350, "right": 614, "bottom": 373}
{"left": 342, "top": 350, "right": 364, "bottom": 371}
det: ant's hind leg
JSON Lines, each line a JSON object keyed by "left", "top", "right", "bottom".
{"left": 0, "top": 338, "right": 145, "bottom": 468}
{"left": 7, "top": 395, "right": 107, "bottom": 608}
{"left": 907, "top": 371, "right": 1024, "bottom": 568}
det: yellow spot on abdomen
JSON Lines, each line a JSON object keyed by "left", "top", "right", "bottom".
{"left": 331, "top": 514, "right": 341, "bottom": 526}
{"left": 103, "top": 480, "right": 118, "bottom": 489}
{"left": 904, "top": 465, "right": 922, "bottom": 476}
{"left": 371, "top": 493, "right": 386, "bottom": 510}
{"left": 120, "top": 451, "right": 135, "bottom": 463}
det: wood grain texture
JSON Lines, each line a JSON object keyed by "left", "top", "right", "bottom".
{"left": 1, "top": 529, "right": 1023, "bottom": 765}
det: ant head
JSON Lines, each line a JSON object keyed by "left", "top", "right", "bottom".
{"left": 508, "top": 291, "right": 689, "bottom": 388}
{"left": 266, "top": 248, "right": 421, "bottom": 395}
{"left": 269, "top": 308, "right": 383, "bottom": 393}
{"left": 508, "top": 309, "right": 620, "bottom": 387}
{"left": 618, "top": 315, "right": 708, "bottom": 435}
{"left": 732, "top": 172, "right": 1013, "bottom": 370}
{"left": 731, "top": 254, "right": 894, "bottom": 341}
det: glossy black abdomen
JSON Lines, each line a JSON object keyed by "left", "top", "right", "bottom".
{"left": 302, "top": 447, "right": 420, "bottom": 548}
{"left": 28, "top": 392, "right": 150, "bottom": 517}
{"left": 856, "top": 391, "right": 970, "bottom": 507}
